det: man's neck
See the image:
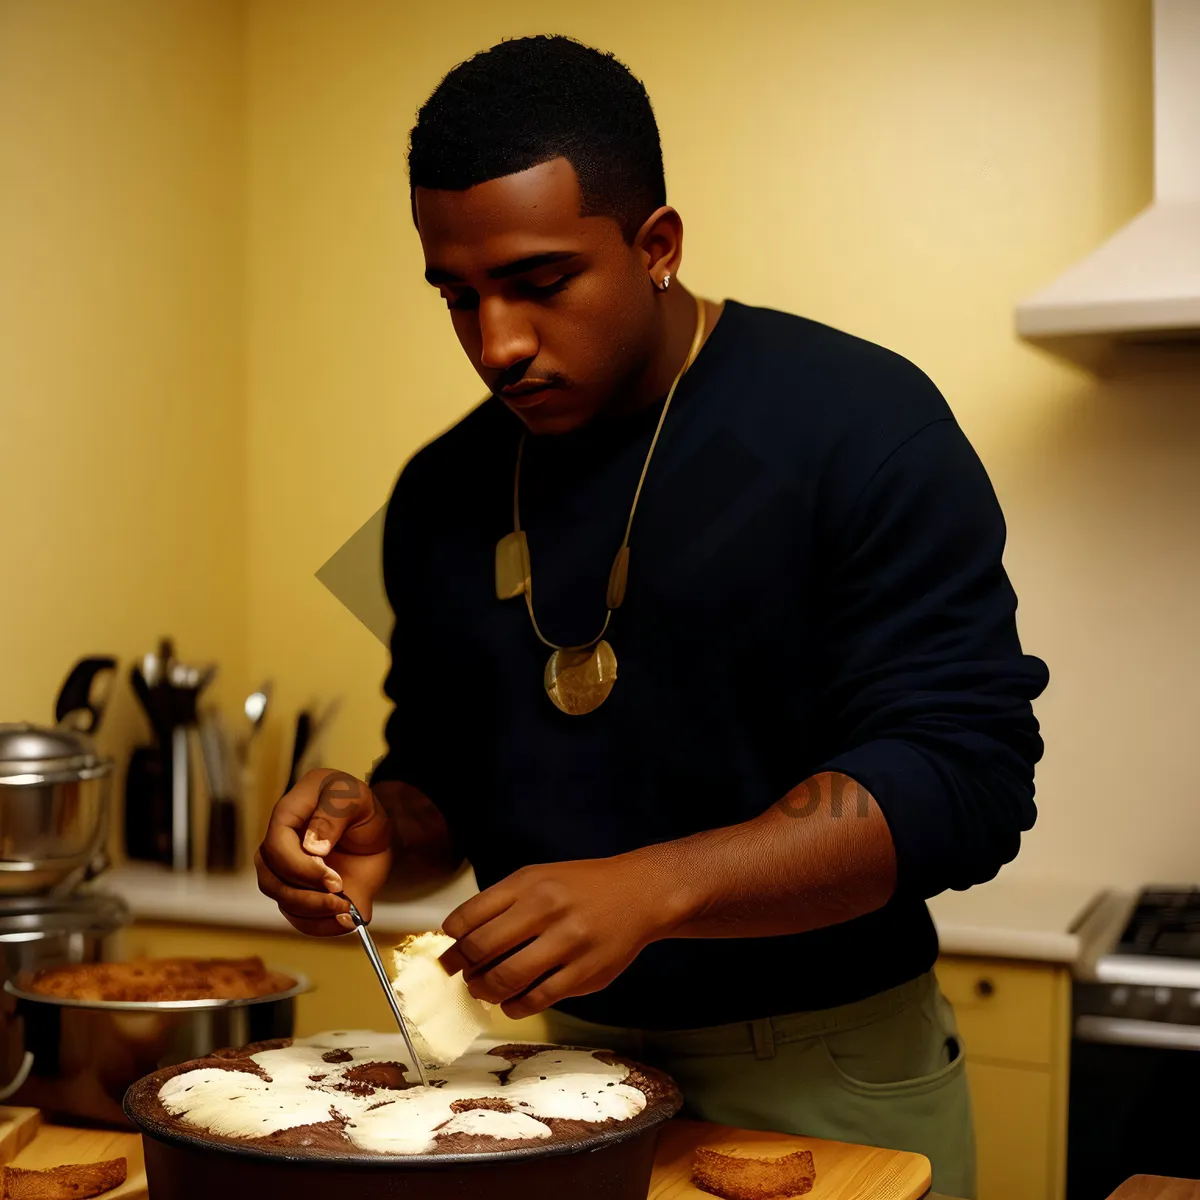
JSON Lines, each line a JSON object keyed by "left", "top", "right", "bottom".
{"left": 605, "top": 285, "right": 721, "bottom": 420}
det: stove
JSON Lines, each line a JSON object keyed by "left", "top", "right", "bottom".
{"left": 1067, "top": 887, "right": 1200, "bottom": 1199}
{"left": 1073, "top": 886, "right": 1200, "bottom": 1035}
{"left": 1114, "top": 887, "right": 1200, "bottom": 959}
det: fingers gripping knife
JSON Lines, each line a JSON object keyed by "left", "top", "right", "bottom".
{"left": 340, "top": 896, "right": 431, "bottom": 1088}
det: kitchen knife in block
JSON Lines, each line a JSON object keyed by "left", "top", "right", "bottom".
{"left": 285, "top": 711, "right": 311, "bottom": 792}
{"left": 123, "top": 744, "right": 171, "bottom": 864}
{"left": 199, "top": 710, "right": 239, "bottom": 872}
{"left": 294, "top": 698, "right": 341, "bottom": 779}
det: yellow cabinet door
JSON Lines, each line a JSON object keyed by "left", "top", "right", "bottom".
{"left": 937, "top": 956, "right": 1070, "bottom": 1200}
{"left": 936, "top": 958, "right": 1059, "bottom": 1065}
{"left": 967, "top": 1059, "right": 1054, "bottom": 1200}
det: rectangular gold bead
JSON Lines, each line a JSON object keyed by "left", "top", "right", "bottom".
{"left": 606, "top": 545, "right": 630, "bottom": 610}
{"left": 495, "top": 530, "right": 530, "bottom": 600}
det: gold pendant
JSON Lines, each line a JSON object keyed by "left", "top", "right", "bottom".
{"left": 544, "top": 640, "right": 618, "bottom": 715}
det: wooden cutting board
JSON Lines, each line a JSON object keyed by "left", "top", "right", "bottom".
{"left": 1107, "top": 1179, "right": 1200, "bottom": 1200}
{"left": 0, "top": 1108, "right": 42, "bottom": 1163}
{"left": 650, "top": 1119, "right": 932, "bottom": 1200}
{"left": 1, "top": 1116, "right": 927, "bottom": 1200}
{"left": 3, "top": 1122, "right": 147, "bottom": 1198}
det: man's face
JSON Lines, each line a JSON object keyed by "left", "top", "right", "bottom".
{"left": 415, "top": 157, "right": 658, "bottom": 435}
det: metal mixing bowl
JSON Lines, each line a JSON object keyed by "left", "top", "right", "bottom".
{"left": 0, "top": 889, "right": 130, "bottom": 1100}
{"left": 4, "top": 969, "right": 310, "bottom": 1127}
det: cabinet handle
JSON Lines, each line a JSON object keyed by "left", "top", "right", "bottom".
{"left": 974, "top": 978, "right": 995, "bottom": 999}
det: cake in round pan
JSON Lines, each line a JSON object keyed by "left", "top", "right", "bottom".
{"left": 124, "top": 1030, "right": 682, "bottom": 1159}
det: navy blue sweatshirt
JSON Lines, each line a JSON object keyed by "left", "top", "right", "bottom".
{"left": 372, "top": 300, "right": 1049, "bottom": 1030}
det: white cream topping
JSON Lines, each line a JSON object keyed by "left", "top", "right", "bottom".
{"left": 389, "top": 933, "right": 493, "bottom": 1068}
{"left": 156, "top": 1030, "right": 648, "bottom": 1156}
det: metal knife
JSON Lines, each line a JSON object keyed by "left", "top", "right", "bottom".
{"left": 340, "top": 896, "right": 431, "bottom": 1088}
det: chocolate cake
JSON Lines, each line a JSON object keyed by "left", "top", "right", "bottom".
{"left": 124, "top": 1030, "right": 682, "bottom": 1160}
{"left": 26, "top": 957, "right": 296, "bottom": 1003}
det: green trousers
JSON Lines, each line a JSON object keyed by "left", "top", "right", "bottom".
{"left": 542, "top": 971, "right": 976, "bottom": 1200}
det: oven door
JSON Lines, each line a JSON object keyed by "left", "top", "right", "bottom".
{"left": 1067, "top": 1016, "right": 1200, "bottom": 1200}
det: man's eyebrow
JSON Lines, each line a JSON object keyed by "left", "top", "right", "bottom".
{"left": 424, "top": 251, "right": 579, "bottom": 285}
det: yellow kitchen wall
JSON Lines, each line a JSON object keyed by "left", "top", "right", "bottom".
{"left": 0, "top": 0, "right": 248, "bottom": 851}
{"left": 243, "top": 0, "right": 1200, "bottom": 888}
{"left": 8, "top": 1, "right": 1192, "bottom": 891}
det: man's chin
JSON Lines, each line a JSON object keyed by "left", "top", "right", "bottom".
{"left": 506, "top": 397, "right": 596, "bottom": 436}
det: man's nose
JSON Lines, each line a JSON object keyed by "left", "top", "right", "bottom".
{"left": 478, "top": 297, "right": 538, "bottom": 372}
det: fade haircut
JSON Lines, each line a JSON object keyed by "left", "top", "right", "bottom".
{"left": 408, "top": 35, "right": 666, "bottom": 242}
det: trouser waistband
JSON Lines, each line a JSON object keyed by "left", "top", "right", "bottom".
{"left": 552, "top": 973, "right": 934, "bottom": 1059}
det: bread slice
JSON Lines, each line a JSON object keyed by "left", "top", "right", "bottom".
{"left": 1, "top": 1156, "right": 127, "bottom": 1199}
{"left": 691, "top": 1146, "right": 816, "bottom": 1200}
{"left": 390, "top": 933, "right": 492, "bottom": 1067}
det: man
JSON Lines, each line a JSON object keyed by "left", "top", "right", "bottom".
{"left": 256, "top": 35, "right": 1048, "bottom": 1198}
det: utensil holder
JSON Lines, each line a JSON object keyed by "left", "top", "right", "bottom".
{"left": 123, "top": 729, "right": 200, "bottom": 871}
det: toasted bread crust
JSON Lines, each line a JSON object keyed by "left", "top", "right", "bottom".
{"left": 690, "top": 1146, "right": 816, "bottom": 1200}
{"left": 1, "top": 1156, "right": 127, "bottom": 1199}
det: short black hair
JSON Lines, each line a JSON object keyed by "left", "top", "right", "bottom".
{"left": 408, "top": 36, "right": 665, "bottom": 242}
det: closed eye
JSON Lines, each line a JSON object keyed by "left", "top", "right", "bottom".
{"left": 441, "top": 288, "right": 479, "bottom": 312}
{"left": 514, "top": 275, "right": 571, "bottom": 300}
{"left": 438, "top": 274, "right": 573, "bottom": 311}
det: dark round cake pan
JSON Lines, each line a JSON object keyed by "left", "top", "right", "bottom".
{"left": 124, "top": 1053, "right": 683, "bottom": 1200}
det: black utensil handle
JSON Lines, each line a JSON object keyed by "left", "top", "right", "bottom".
{"left": 286, "top": 711, "right": 311, "bottom": 792}
{"left": 130, "top": 665, "right": 170, "bottom": 747}
{"left": 336, "top": 892, "right": 366, "bottom": 926}
{"left": 124, "top": 744, "right": 172, "bottom": 864}
{"left": 205, "top": 798, "right": 240, "bottom": 872}
{"left": 56, "top": 656, "right": 118, "bottom": 734}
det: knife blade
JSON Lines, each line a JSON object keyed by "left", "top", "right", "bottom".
{"left": 340, "top": 896, "right": 431, "bottom": 1088}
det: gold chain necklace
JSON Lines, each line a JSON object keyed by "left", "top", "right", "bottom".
{"left": 494, "top": 298, "right": 710, "bottom": 715}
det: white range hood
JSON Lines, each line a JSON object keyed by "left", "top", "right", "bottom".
{"left": 1015, "top": 0, "right": 1200, "bottom": 360}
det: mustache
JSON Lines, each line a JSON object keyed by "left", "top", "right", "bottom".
{"left": 491, "top": 361, "right": 566, "bottom": 394}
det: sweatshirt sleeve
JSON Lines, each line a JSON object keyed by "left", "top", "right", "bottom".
{"left": 814, "top": 417, "right": 1049, "bottom": 899}
{"left": 367, "top": 458, "right": 439, "bottom": 797}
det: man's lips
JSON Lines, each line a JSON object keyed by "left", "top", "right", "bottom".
{"left": 499, "top": 381, "right": 560, "bottom": 409}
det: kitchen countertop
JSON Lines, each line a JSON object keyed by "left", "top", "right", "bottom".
{"left": 98, "top": 861, "right": 480, "bottom": 935}
{"left": 926, "top": 873, "right": 1105, "bottom": 963}
{"left": 101, "top": 863, "right": 1104, "bottom": 963}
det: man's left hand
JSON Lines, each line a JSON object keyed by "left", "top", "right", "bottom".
{"left": 438, "top": 851, "right": 696, "bottom": 1020}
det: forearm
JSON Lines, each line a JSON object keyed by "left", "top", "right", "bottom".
{"left": 640, "top": 772, "right": 898, "bottom": 939}
{"left": 372, "top": 780, "right": 464, "bottom": 888}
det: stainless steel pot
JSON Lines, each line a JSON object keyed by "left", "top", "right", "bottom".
{"left": 0, "top": 889, "right": 129, "bottom": 1101}
{"left": 4, "top": 970, "right": 310, "bottom": 1128}
{"left": 0, "top": 724, "right": 113, "bottom": 895}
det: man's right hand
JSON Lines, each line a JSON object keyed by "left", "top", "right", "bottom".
{"left": 255, "top": 768, "right": 393, "bottom": 937}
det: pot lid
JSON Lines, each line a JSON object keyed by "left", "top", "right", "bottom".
{"left": 0, "top": 888, "right": 129, "bottom": 939}
{"left": 0, "top": 723, "right": 109, "bottom": 783}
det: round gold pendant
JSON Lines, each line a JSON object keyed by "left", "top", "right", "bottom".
{"left": 544, "top": 640, "right": 618, "bottom": 715}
